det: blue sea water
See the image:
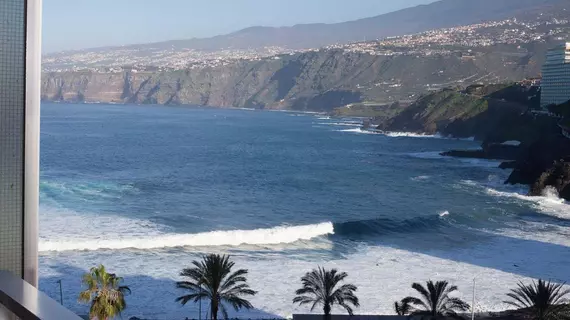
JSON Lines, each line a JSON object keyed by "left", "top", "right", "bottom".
{"left": 38, "top": 103, "right": 570, "bottom": 319}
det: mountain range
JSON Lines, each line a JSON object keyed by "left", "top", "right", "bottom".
{"left": 86, "top": 0, "right": 568, "bottom": 52}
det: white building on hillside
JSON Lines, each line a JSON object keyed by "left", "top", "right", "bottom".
{"left": 541, "top": 42, "right": 570, "bottom": 108}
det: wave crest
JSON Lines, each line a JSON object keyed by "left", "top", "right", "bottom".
{"left": 39, "top": 222, "right": 334, "bottom": 252}
{"left": 333, "top": 215, "right": 450, "bottom": 237}
{"left": 337, "top": 128, "right": 380, "bottom": 135}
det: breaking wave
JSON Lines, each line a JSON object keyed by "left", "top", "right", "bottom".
{"left": 486, "top": 186, "right": 570, "bottom": 219}
{"left": 39, "top": 222, "right": 334, "bottom": 252}
{"left": 439, "top": 211, "right": 450, "bottom": 217}
{"left": 337, "top": 128, "right": 381, "bottom": 135}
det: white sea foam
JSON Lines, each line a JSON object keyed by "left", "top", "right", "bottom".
{"left": 39, "top": 240, "right": 570, "bottom": 319}
{"left": 486, "top": 186, "right": 570, "bottom": 219}
{"left": 38, "top": 193, "right": 570, "bottom": 319}
{"left": 317, "top": 122, "right": 361, "bottom": 127}
{"left": 381, "top": 131, "right": 475, "bottom": 141}
{"left": 39, "top": 212, "right": 334, "bottom": 252}
{"left": 383, "top": 131, "right": 441, "bottom": 138}
{"left": 411, "top": 175, "right": 431, "bottom": 181}
{"left": 336, "top": 128, "right": 477, "bottom": 140}
{"left": 317, "top": 116, "right": 331, "bottom": 120}
{"left": 337, "top": 128, "right": 380, "bottom": 135}
{"left": 39, "top": 206, "right": 166, "bottom": 248}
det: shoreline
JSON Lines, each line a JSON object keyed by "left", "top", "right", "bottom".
{"left": 43, "top": 100, "right": 334, "bottom": 115}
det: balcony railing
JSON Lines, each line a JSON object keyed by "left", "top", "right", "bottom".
{"left": 0, "top": 271, "right": 83, "bottom": 320}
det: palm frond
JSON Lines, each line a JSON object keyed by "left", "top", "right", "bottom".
{"left": 504, "top": 279, "right": 570, "bottom": 320}
{"left": 401, "top": 280, "right": 469, "bottom": 317}
{"left": 293, "top": 267, "right": 359, "bottom": 316}
{"left": 176, "top": 254, "right": 256, "bottom": 320}
{"left": 394, "top": 300, "right": 413, "bottom": 316}
{"left": 78, "top": 265, "right": 130, "bottom": 320}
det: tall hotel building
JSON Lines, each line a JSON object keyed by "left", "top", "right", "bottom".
{"left": 541, "top": 42, "right": 570, "bottom": 108}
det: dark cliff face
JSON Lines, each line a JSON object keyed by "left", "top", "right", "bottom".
{"left": 375, "top": 85, "right": 538, "bottom": 141}
{"left": 507, "top": 134, "right": 570, "bottom": 183}
{"left": 41, "top": 47, "right": 543, "bottom": 112}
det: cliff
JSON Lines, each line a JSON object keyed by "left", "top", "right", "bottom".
{"left": 374, "top": 84, "right": 539, "bottom": 141}
{"left": 41, "top": 47, "right": 543, "bottom": 112}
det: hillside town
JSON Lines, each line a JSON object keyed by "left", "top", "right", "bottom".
{"left": 331, "top": 17, "right": 570, "bottom": 56}
{"left": 42, "top": 14, "right": 570, "bottom": 73}
{"left": 41, "top": 46, "right": 316, "bottom": 73}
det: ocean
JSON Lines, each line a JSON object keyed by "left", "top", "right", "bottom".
{"left": 38, "top": 103, "right": 570, "bottom": 319}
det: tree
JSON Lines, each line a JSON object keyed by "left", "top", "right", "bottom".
{"left": 175, "top": 254, "right": 257, "bottom": 320}
{"left": 293, "top": 267, "right": 359, "bottom": 320}
{"left": 504, "top": 279, "right": 570, "bottom": 320}
{"left": 79, "top": 265, "right": 131, "bottom": 320}
{"left": 394, "top": 300, "right": 412, "bottom": 316}
{"left": 400, "top": 280, "right": 469, "bottom": 319}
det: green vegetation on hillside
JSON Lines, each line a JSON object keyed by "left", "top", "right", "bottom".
{"left": 374, "top": 83, "right": 541, "bottom": 142}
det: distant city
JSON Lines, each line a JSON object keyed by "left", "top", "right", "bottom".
{"left": 42, "top": 14, "right": 570, "bottom": 73}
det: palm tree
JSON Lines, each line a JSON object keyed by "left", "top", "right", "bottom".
{"left": 400, "top": 280, "right": 469, "bottom": 319}
{"left": 394, "top": 300, "right": 412, "bottom": 316}
{"left": 293, "top": 267, "right": 359, "bottom": 320}
{"left": 504, "top": 279, "right": 570, "bottom": 320}
{"left": 175, "top": 254, "right": 257, "bottom": 320}
{"left": 78, "top": 265, "right": 131, "bottom": 320}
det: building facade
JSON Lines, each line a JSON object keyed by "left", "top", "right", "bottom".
{"left": 541, "top": 42, "right": 570, "bottom": 109}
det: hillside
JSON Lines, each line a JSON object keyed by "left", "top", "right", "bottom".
{"left": 41, "top": 44, "right": 546, "bottom": 111}
{"left": 374, "top": 84, "right": 541, "bottom": 141}
{"left": 61, "top": 0, "right": 568, "bottom": 52}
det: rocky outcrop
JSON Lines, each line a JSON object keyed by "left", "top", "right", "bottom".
{"left": 529, "top": 160, "right": 570, "bottom": 199}
{"left": 440, "top": 143, "right": 521, "bottom": 160}
{"left": 386, "top": 84, "right": 570, "bottom": 200}
{"left": 505, "top": 134, "right": 570, "bottom": 184}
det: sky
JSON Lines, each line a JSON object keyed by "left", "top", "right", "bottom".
{"left": 42, "top": 0, "right": 437, "bottom": 53}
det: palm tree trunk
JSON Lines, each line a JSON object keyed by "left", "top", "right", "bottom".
{"left": 211, "top": 298, "right": 218, "bottom": 320}
{"left": 323, "top": 303, "right": 331, "bottom": 320}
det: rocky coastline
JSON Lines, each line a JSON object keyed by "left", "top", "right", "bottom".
{"left": 369, "top": 84, "right": 570, "bottom": 201}
{"left": 441, "top": 133, "right": 570, "bottom": 201}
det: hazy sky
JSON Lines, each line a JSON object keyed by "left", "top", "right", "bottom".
{"left": 42, "top": 0, "right": 437, "bottom": 53}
